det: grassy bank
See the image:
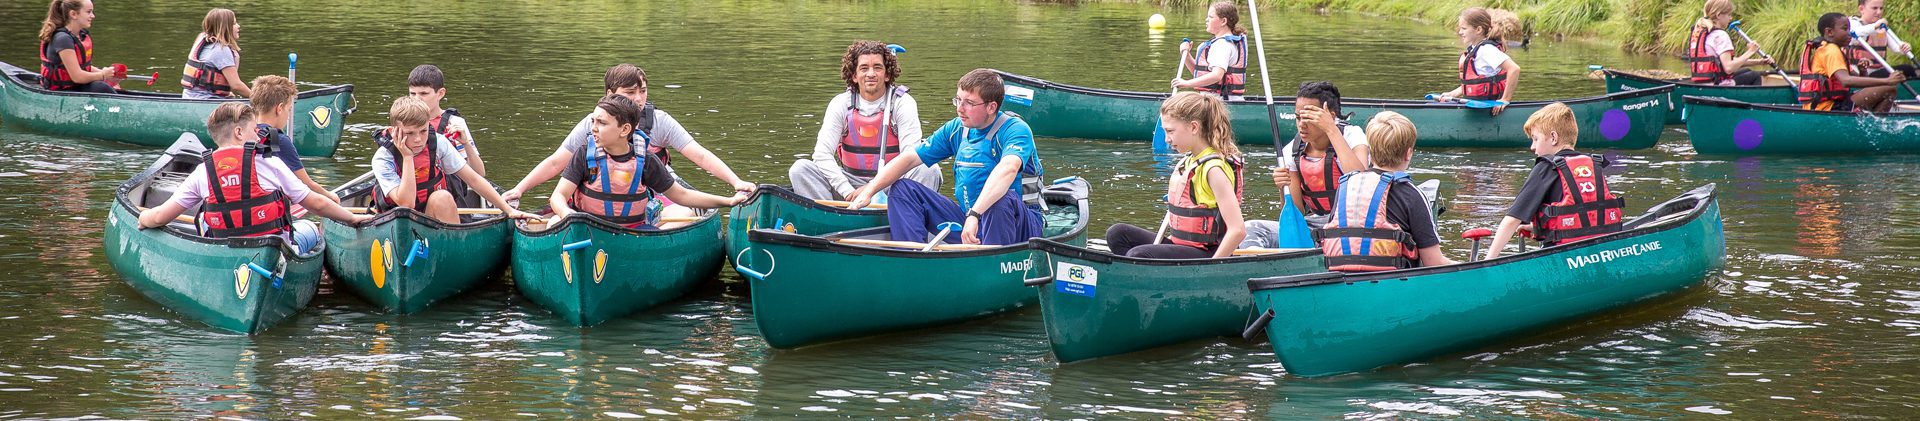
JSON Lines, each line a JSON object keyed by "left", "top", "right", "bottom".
{"left": 1112, "top": 0, "right": 1920, "bottom": 67}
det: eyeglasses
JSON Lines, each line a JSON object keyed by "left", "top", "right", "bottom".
{"left": 952, "top": 97, "right": 985, "bottom": 109}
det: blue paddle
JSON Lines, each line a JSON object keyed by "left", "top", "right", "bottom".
{"left": 1275, "top": 185, "right": 1314, "bottom": 248}
{"left": 923, "top": 221, "right": 964, "bottom": 251}
{"left": 1424, "top": 93, "right": 1508, "bottom": 109}
{"left": 1151, "top": 38, "right": 1190, "bottom": 154}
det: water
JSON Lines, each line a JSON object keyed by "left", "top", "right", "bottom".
{"left": 3, "top": 0, "right": 1918, "bottom": 417}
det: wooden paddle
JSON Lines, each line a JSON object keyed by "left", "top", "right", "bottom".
{"left": 817, "top": 199, "right": 886, "bottom": 210}
{"left": 834, "top": 238, "right": 998, "bottom": 251}
{"left": 1231, "top": 247, "right": 1312, "bottom": 256}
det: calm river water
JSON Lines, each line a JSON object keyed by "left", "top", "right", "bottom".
{"left": 1, "top": 0, "right": 1917, "bottom": 418}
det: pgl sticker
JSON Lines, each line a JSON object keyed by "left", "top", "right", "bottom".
{"left": 1055, "top": 262, "right": 1097, "bottom": 298}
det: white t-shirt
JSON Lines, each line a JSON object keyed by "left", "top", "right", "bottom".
{"left": 1280, "top": 123, "right": 1368, "bottom": 171}
{"left": 372, "top": 133, "right": 467, "bottom": 196}
{"left": 1466, "top": 43, "right": 1510, "bottom": 79}
{"left": 1698, "top": 30, "right": 1738, "bottom": 85}
{"left": 1203, "top": 37, "right": 1240, "bottom": 73}
{"left": 1851, "top": 17, "right": 1909, "bottom": 52}
{"left": 559, "top": 108, "right": 694, "bottom": 154}
{"left": 169, "top": 151, "right": 312, "bottom": 209}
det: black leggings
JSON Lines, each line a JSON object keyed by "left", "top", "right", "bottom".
{"left": 1730, "top": 69, "right": 1765, "bottom": 86}
{"left": 1105, "top": 223, "right": 1215, "bottom": 259}
{"left": 71, "top": 81, "right": 115, "bottom": 93}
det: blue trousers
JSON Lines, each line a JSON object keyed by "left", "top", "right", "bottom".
{"left": 885, "top": 179, "right": 1042, "bottom": 246}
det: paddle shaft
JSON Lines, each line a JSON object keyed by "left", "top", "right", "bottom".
{"left": 1728, "top": 24, "right": 1794, "bottom": 83}
{"left": 816, "top": 199, "right": 886, "bottom": 210}
{"left": 1245, "top": 0, "right": 1283, "bottom": 150}
{"left": 1851, "top": 35, "right": 1920, "bottom": 101}
{"left": 836, "top": 237, "right": 998, "bottom": 251}
{"left": 286, "top": 53, "right": 297, "bottom": 151}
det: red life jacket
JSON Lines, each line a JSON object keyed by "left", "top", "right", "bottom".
{"left": 1687, "top": 28, "right": 1730, "bottom": 84}
{"left": 569, "top": 136, "right": 656, "bottom": 228}
{"left": 835, "top": 86, "right": 907, "bottom": 178}
{"left": 1796, "top": 40, "right": 1854, "bottom": 107}
{"left": 1320, "top": 170, "right": 1418, "bottom": 272}
{"left": 1291, "top": 124, "right": 1349, "bottom": 216}
{"left": 1458, "top": 40, "right": 1508, "bottom": 101}
{"left": 374, "top": 128, "right": 449, "bottom": 209}
{"left": 428, "top": 108, "right": 472, "bottom": 150}
{"left": 37, "top": 28, "right": 92, "bottom": 91}
{"left": 180, "top": 36, "right": 234, "bottom": 97}
{"left": 1529, "top": 154, "right": 1625, "bottom": 245}
{"left": 1194, "top": 35, "right": 1248, "bottom": 96}
{"left": 198, "top": 144, "right": 293, "bottom": 238}
{"left": 1165, "top": 152, "right": 1244, "bottom": 249}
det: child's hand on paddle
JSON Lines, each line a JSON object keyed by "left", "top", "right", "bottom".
{"left": 1271, "top": 167, "right": 1290, "bottom": 190}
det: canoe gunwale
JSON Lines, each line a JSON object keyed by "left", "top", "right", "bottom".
{"left": 328, "top": 174, "right": 511, "bottom": 232}
{"left": 997, "top": 69, "right": 1674, "bottom": 109}
{"left": 744, "top": 180, "right": 1091, "bottom": 259}
{"left": 2, "top": 60, "right": 354, "bottom": 102}
{"left": 737, "top": 184, "right": 887, "bottom": 217}
{"left": 1603, "top": 69, "right": 1791, "bottom": 92}
{"left": 1250, "top": 183, "right": 1718, "bottom": 291}
{"left": 514, "top": 207, "right": 720, "bottom": 237}
{"left": 110, "top": 138, "right": 316, "bottom": 257}
{"left": 1028, "top": 238, "right": 1318, "bottom": 267}
{"left": 1683, "top": 95, "right": 1920, "bottom": 116}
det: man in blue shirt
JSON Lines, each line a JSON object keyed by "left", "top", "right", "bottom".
{"left": 845, "top": 69, "right": 1044, "bottom": 246}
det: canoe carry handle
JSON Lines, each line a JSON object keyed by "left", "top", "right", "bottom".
{"left": 1021, "top": 250, "right": 1056, "bottom": 287}
{"left": 1023, "top": 272, "right": 1054, "bottom": 287}
{"left": 402, "top": 239, "right": 427, "bottom": 268}
{"left": 562, "top": 239, "right": 593, "bottom": 252}
{"left": 1242, "top": 309, "right": 1274, "bottom": 340}
{"left": 245, "top": 262, "right": 282, "bottom": 289}
{"left": 733, "top": 247, "right": 774, "bottom": 282}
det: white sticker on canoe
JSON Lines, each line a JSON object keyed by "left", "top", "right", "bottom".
{"left": 1004, "top": 86, "right": 1034, "bottom": 107}
{"left": 1055, "top": 262, "right": 1097, "bottom": 298}
{"left": 1567, "top": 241, "right": 1662, "bottom": 269}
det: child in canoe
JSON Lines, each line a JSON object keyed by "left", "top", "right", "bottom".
{"left": 1320, "top": 112, "right": 1453, "bottom": 271}
{"left": 1173, "top": 2, "right": 1248, "bottom": 100}
{"left": 248, "top": 75, "right": 338, "bottom": 204}
{"left": 1106, "top": 91, "right": 1246, "bottom": 259}
{"left": 38, "top": 0, "right": 124, "bottom": 93}
{"left": 1434, "top": 7, "right": 1519, "bottom": 116}
{"left": 549, "top": 95, "right": 746, "bottom": 229}
{"left": 1851, "top": 0, "right": 1918, "bottom": 79}
{"left": 180, "top": 8, "right": 251, "bottom": 99}
{"left": 1480, "top": 103, "right": 1625, "bottom": 260}
{"left": 1800, "top": 13, "right": 1908, "bottom": 113}
{"left": 1242, "top": 81, "right": 1370, "bottom": 249}
{"left": 408, "top": 65, "right": 484, "bottom": 177}
{"left": 371, "top": 97, "right": 531, "bottom": 224}
{"left": 138, "top": 102, "right": 368, "bottom": 253}
{"left": 1686, "top": 0, "right": 1774, "bottom": 86}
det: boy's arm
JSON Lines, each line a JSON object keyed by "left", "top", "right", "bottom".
{"left": 548, "top": 179, "right": 579, "bottom": 219}
{"left": 505, "top": 148, "right": 571, "bottom": 202}
{"left": 959, "top": 154, "right": 1025, "bottom": 245}
{"left": 453, "top": 167, "right": 529, "bottom": 219}
{"left": 137, "top": 202, "right": 189, "bottom": 229}
{"left": 293, "top": 168, "right": 340, "bottom": 203}
{"left": 661, "top": 184, "right": 746, "bottom": 209}
{"left": 299, "top": 193, "right": 368, "bottom": 225}
{"left": 677, "top": 142, "right": 755, "bottom": 192}
{"left": 1481, "top": 216, "right": 1527, "bottom": 260}
{"left": 1417, "top": 245, "right": 1457, "bottom": 267}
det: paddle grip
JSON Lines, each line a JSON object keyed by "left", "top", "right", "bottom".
{"left": 1242, "top": 309, "right": 1275, "bottom": 340}
{"left": 562, "top": 239, "right": 594, "bottom": 251}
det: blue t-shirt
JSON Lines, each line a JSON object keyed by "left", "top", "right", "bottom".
{"left": 916, "top": 113, "right": 1039, "bottom": 211}
{"left": 256, "top": 124, "right": 303, "bottom": 171}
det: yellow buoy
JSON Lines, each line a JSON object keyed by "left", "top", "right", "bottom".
{"left": 1148, "top": 13, "right": 1167, "bottom": 30}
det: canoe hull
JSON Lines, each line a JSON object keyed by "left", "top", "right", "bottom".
{"left": 102, "top": 139, "right": 321, "bottom": 334}
{"left": 323, "top": 210, "right": 510, "bottom": 314}
{"left": 1249, "top": 184, "right": 1725, "bottom": 377}
{"left": 0, "top": 61, "right": 352, "bottom": 157}
{"left": 742, "top": 179, "right": 1092, "bottom": 349}
{"left": 1683, "top": 96, "right": 1920, "bottom": 154}
{"left": 998, "top": 70, "right": 1671, "bottom": 149}
{"left": 1604, "top": 69, "right": 1920, "bottom": 123}
{"left": 1032, "top": 240, "right": 1324, "bottom": 363}
{"left": 512, "top": 213, "right": 725, "bottom": 326}
{"left": 725, "top": 185, "right": 886, "bottom": 278}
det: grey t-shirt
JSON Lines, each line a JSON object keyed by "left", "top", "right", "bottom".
{"left": 372, "top": 133, "right": 467, "bottom": 197}
{"left": 184, "top": 42, "right": 237, "bottom": 100}
{"left": 558, "top": 108, "right": 694, "bottom": 155}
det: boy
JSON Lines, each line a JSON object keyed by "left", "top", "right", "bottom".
{"left": 248, "top": 75, "right": 339, "bottom": 204}
{"left": 1851, "top": 0, "right": 1918, "bottom": 79}
{"left": 788, "top": 40, "right": 942, "bottom": 201}
{"left": 1319, "top": 111, "right": 1452, "bottom": 271}
{"left": 372, "top": 97, "right": 530, "bottom": 224}
{"left": 407, "top": 64, "right": 484, "bottom": 176}
{"left": 1802, "top": 12, "right": 1908, "bottom": 113}
{"left": 551, "top": 95, "right": 746, "bottom": 229}
{"left": 844, "top": 69, "right": 1045, "bottom": 246}
{"left": 1481, "top": 103, "right": 1625, "bottom": 260}
{"left": 138, "top": 102, "right": 368, "bottom": 253}
{"left": 1241, "top": 81, "right": 1368, "bottom": 249}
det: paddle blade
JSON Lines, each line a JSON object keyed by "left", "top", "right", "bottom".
{"left": 1462, "top": 99, "right": 1507, "bottom": 109}
{"left": 1276, "top": 191, "right": 1314, "bottom": 249}
{"left": 1151, "top": 122, "right": 1171, "bottom": 154}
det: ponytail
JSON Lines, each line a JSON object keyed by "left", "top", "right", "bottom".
{"left": 1210, "top": 2, "right": 1246, "bottom": 36}
{"left": 1696, "top": 0, "right": 1733, "bottom": 30}
{"left": 39, "top": 0, "right": 83, "bottom": 43}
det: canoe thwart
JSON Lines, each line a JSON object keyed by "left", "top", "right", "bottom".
{"left": 834, "top": 238, "right": 999, "bottom": 251}
{"left": 816, "top": 199, "right": 886, "bottom": 210}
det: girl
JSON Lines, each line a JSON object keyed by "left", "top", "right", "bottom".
{"left": 182, "top": 8, "right": 251, "bottom": 99}
{"left": 1686, "top": 0, "right": 1773, "bottom": 86}
{"left": 1852, "top": 0, "right": 1918, "bottom": 79}
{"left": 550, "top": 95, "right": 745, "bottom": 230}
{"left": 1104, "top": 92, "right": 1246, "bottom": 259}
{"left": 37, "top": 0, "right": 121, "bottom": 93}
{"left": 1173, "top": 2, "right": 1248, "bottom": 100}
{"left": 1436, "top": 7, "right": 1520, "bottom": 116}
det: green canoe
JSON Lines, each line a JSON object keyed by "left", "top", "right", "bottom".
{"left": 996, "top": 70, "right": 1673, "bottom": 149}
{"left": 1024, "top": 240, "right": 1323, "bottom": 363}
{"left": 1245, "top": 184, "right": 1726, "bottom": 377}
{"left": 0, "top": 61, "right": 354, "bottom": 157}
{"left": 1683, "top": 96, "right": 1920, "bottom": 154}
{"left": 1603, "top": 69, "right": 1920, "bottom": 123}
{"left": 322, "top": 175, "right": 510, "bottom": 314}
{"left": 725, "top": 185, "right": 887, "bottom": 279}
{"left": 102, "top": 135, "right": 323, "bottom": 334}
{"left": 512, "top": 209, "right": 725, "bottom": 327}
{"left": 736, "top": 178, "right": 1091, "bottom": 349}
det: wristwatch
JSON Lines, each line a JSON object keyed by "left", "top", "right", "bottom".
{"left": 966, "top": 209, "right": 983, "bottom": 220}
